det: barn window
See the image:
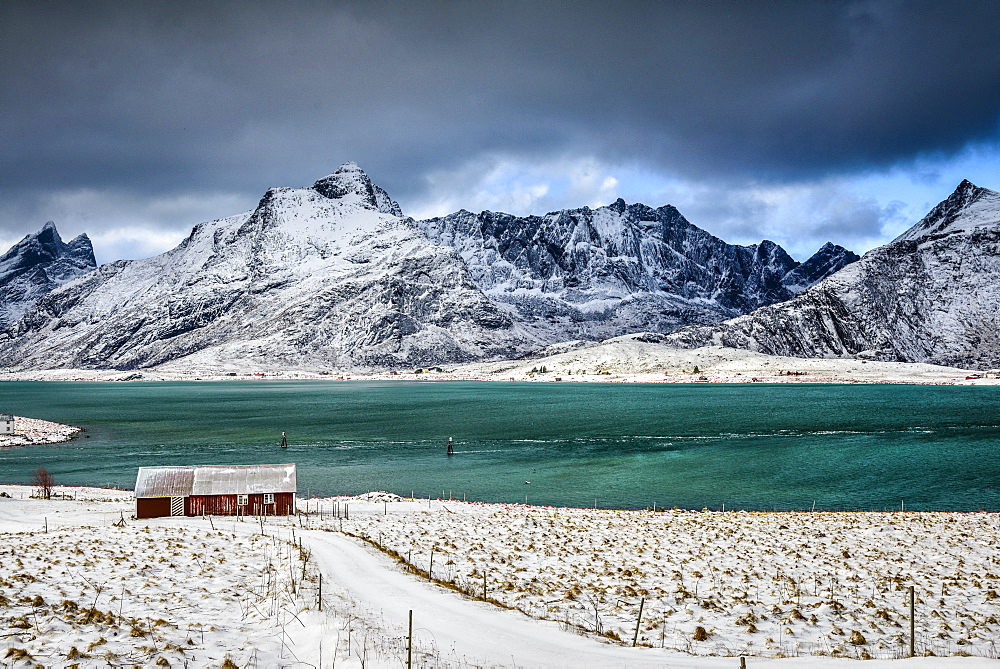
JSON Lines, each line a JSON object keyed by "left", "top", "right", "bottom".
{"left": 263, "top": 493, "right": 275, "bottom": 504}
{"left": 237, "top": 494, "right": 248, "bottom": 506}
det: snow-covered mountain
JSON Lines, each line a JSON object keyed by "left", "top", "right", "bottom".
{"left": 0, "top": 221, "right": 95, "bottom": 330}
{"left": 417, "top": 202, "right": 857, "bottom": 340}
{"left": 0, "top": 164, "right": 858, "bottom": 371}
{"left": 667, "top": 180, "right": 1000, "bottom": 369}
{"left": 0, "top": 164, "right": 530, "bottom": 371}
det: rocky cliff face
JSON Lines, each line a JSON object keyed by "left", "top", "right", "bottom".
{"left": 667, "top": 180, "right": 1000, "bottom": 369}
{"left": 0, "top": 164, "right": 531, "bottom": 371}
{"left": 0, "top": 222, "right": 96, "bottom": 330}
{"left": 417, "top": 202, "right": 857, "bottom": 341}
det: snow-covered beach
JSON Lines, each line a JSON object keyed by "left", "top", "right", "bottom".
{"left": 0, "top": 415, "right": 81, "bottom": 447}
{"left": 1, "top": 339, "right": 996, "bottom": 385}
{"left": 2, "top": 485, "right": 997, "bottom": 667}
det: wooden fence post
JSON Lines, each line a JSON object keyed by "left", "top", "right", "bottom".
{"left": 909, "top": 585, "right": 915, "bottom": 658}
{"left": 632, "top": 597, "right": 645, "bottom": 647}
{"left": 407, "top": 609, "right": 413, "bottom": 669}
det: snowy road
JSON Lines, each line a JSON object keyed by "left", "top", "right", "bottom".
{"left": 300, "top": 528, "right": 690, "bottom": 668}
{"left": 295, "top": 529, "right": 995, "bottom": 669}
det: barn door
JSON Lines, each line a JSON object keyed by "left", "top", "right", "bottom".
{"left": 170, "top": 496, "right": 185, "bottom": 516}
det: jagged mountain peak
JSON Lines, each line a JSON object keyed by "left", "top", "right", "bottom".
{"left": 311, "top": 162, "right": 403, "bottom": 217}
{"left": 66, "top": 232, "right": 94, "bottom": 252}
{"left": 0, "top": 221, "right": 97, "bottom": 331}
{"left": 895, "top": 179, "right": 1000, "bottom": 243}
{"left": 1, "top": 221, "right": 92, "bottom": 272}
{"left": 416, "top": 197, "right": 857, "bottom": 341}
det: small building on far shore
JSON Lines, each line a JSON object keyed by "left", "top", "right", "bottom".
{"left": 134, "top": 463, "right": 296, "bottom": 519}
{"left": 1, "top": 414, "right": 13, "bottom": 435}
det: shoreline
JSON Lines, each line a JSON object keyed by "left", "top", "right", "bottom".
{"left": 0, "top": 415, "right": 82, "bottom": 447}
{"left": 2, "top": 482, "right": 996, "bottom": 516}
{"left": 1, "top": 369, "right": 996, "bottom": 386}
{"left": 1, "top": 341, "right": 995, "bottom": 385}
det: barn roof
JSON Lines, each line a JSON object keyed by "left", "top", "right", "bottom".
{"left": 135, "top": 464, "right": 296, "bottom": 498}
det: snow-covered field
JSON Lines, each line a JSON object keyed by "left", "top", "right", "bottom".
{"left": 2, "top": 486, "right": 998, "bottom": 668}
{"left": 0, "top": 416, "right": 81, "bottom": 447}
{"left": 342, "top": 495, "right": 1000, "bottom": 660}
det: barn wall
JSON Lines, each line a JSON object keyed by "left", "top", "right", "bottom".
{"left": 136, "top": 497, "right": 171, "bottom": 519}
{"left": 274, "top": 492, "right": 295, "bottom": 515}
{"left": 187, "top": 492, "right": 295, "bottom": 516}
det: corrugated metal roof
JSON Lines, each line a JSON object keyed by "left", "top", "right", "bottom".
{"left": 192, "top": 464, "right": 297, "bottom": 495}
{"left": 135, "top": 464, "right": 296, "bottom": 497}
{"left": 134, "top": 466, "right": 195, "bottom": 497}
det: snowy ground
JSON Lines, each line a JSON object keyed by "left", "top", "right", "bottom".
{"left": 2, "top": 338, "right": 995, "bottom": 385}
{"left": 445, "top": 337, "right": 994, "bottom": 386}
{"left": 2, "top": 486, "right": 998, "bottom": 668}
{"left": 0, "top": 416, "right": 81, "bottom": 447}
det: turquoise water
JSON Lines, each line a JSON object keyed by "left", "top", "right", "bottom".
{"left": 1, "top": 380, "right": 998, "bottom": 511}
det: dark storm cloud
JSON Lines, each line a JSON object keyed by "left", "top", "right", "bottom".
{"left": 2, "top": 0, "right": 999, "bottom": 231}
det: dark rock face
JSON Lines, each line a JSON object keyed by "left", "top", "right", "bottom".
{"left": 417, "top": 201, "right": 857, "bottom": 341}
{"left": 780, "top": 242, "right": 861, "bottom": 295}
{"left": 0, "top": 221, "right": 96, "bottom": 330}
{"left": 667, "top": 181, "right": 1000, "bottom": 369}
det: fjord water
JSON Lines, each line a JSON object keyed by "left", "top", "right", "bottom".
{"left": 1, "top": 381, "right": 998, "bottom": 511}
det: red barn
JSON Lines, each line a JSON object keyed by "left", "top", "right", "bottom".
{"left": 134, "top": 463, "right": 296, "bottom": 519}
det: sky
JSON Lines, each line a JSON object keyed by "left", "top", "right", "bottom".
{"left": 3, "top": 0, "right": 1000, "bottom": 264}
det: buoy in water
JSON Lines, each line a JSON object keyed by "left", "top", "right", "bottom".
{"left": 280, "top": 431, "right": 288, "bottom": 449}
{"left": 446, "top": 436, "right": 454, "bottom": 455}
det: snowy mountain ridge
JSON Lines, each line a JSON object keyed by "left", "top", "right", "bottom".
{"left": 417, "top": 201, "right": 857, "bottom": 341}
{"left": 0, "top": 163, "right": 857, "bottom": 371}
{"left": 1, "top": 164, "right": 527, "bottom": 370}
{"left": 666, "top": 180, "right": 1000, "bottom": 368}
{"left": 893, "top": 179, "right": 1000, "bottom": 243}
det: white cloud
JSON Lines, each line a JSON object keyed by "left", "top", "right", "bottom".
{"left": 405, "top": 155, "right": 626, "bottom": 220}
{"left": 401, "top": 155, "right": 915, "bottom": 259}
{"left": 668, "top": 179, "right": 911, "bottom": 259}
